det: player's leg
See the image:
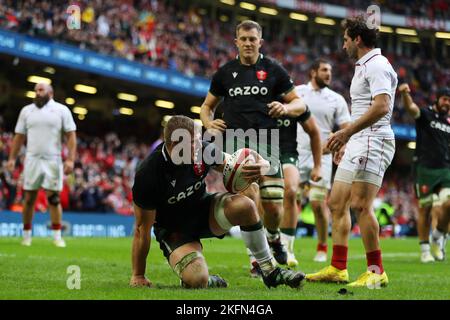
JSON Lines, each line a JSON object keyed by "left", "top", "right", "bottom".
{"left": 431, "top": 187, "right": 450, "bottom": 261}
{"left": 43, "top": 157, "right": 65, "bottom": 247}
{"left": 259, "top": 175, "right": 288, "bottom": 265}
{"left": 280, "top": 163, "right": 300, "bottom": 267}
{"left": 306, "top": 177, "right": 352, "bottom": 283}
{"left": 45, "top": 190, "right": 65, "bottom": 247}
{"left": 209, "top": 193, "right": 305, "bottom": 288}
{"left": 21, "top": 190, "right": 38, "bottom": 246}
{"left": 346, "top": 137, "right": 395, "bottom": 287}
{"left": 168, "top": 241, "right": 212, "bottom": 289}
{"left": 21, "top": 157, "right": 43, "bottom": 246}
{"left": 306, "top": 144, "right": 354, "bottom": 283}
{"left": 310, "top": 187, "right": 330, "bottom": 262}
{"left": 417, "top": 202, "right": 434, "bottom": 262}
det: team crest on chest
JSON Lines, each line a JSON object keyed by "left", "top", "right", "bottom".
{"left": 193, "top": 162, "right": 206, "bottom": 176}
{"left": 256, "top": 70, "right": 267, "bottom": 81}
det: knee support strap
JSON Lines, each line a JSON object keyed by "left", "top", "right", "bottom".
{"left": 309, "top": 186, "right": 328, "bottom": 201}
{"left": 259, "top": 180, "right": 284, "bottom": 203}
{"left": 173, "top": 251, "right": 204, "bottom": 278}
{"left": 47, "top": 193, "right": 60, "bottom": 206}
{"left": 213, "top": 193, "right": 234, "bottom": 231}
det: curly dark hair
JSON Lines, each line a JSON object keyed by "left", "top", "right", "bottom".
{"left": 342, "top": 15, "right": 378, "bottom": 48}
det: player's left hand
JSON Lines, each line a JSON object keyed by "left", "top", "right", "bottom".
{"left": 311, "top": 166, "right": 322, "bottom": 182}
{"left": 267, "top": 101, "right": 287, "bottom": 118}
{"left": 130, "top": 275, "right": 153, "bottom": 288}
{"left": 327, "top": 129, "right": 351, "bottom": 153}
{"left": 63, "top": 160, "right": 74, "bottom": 175}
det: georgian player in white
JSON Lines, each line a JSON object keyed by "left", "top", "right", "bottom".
{"left": 293, "top": 59, "right": 350, "bottom": 263}
{"left": 307, "top": 17, "right": 397, "bottom": 287}
{"left": 7, "top": 83, "right": 77, "bottom": 248}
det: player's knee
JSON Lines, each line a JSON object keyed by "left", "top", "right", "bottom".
{"left": 328, "top": 197, "right": 345, "bottom": 216}
{"left": 350, "top": 198, "right": 371, "bottom": 216}
{"left": 311, "top": 201, "right": 323, "bottom": 215}
{"left": 181, "top": 260, "right": 209, "bottom": 289}
{"left": 283, "top": 184, "right": 297, "bottom": 203}
{"left": 47, "top": 193, "right": 60, "bottom": 206}
{"left": 230, "top": 196, "right": 258, "bottom": 225}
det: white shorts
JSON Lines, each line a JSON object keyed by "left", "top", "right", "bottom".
{"left": 335, "top": 135, "right": 395, "bottom": 187}
{"left": 298, "top": 153, "right": 332, "bottom": 189}
{"left": 23, "top": 156, "right": 63, "bottom": 191}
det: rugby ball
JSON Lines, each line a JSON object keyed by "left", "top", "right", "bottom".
{"left": 223, "top": 148, "right": 255, "bottom": 193}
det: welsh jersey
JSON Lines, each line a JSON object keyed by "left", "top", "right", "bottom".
{"left": 415, "top": 106, "right": 450, "bottom": 168}
{"left": 132, "top": 142, "right": 223, "bottom": 230}
{"left": 278, "top": 112, "right": 311, "bottom": 155}
{"left": 209, "top": 54, "right": 295, "bottom": 130}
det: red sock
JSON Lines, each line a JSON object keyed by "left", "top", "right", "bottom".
{"left": 51, "top": 223, "right": 62, "bottom": 230}
{"left": 23, "top": 223, "right": 32, "bottom": 231}
{"left": 331, "top": 245, "right": 348, "bottom": 270}
{"left": 317, "top": 243, "right": 328, "bottom": 253}
{"left": 366, "top": 250, "right": 384, "bottom": 274}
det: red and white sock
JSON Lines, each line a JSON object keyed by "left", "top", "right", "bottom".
{"left": 366, "top": 250, "right": 384, "bottom": 274}
{"left": 52, "top": 224, "right": 62, "bottom": 241}
{"left": 317, "top": 243, "right": 328, "bottom": 253}
{"left": 23, "top": 223, "right": 32, "bottom": 239}
{"left": 331, "top": 245, "right": 348, "bottom": 270}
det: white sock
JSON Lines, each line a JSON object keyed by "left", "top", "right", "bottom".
{"left": 265, "top": 228, "right": 280, "bottom": 241}
{"left": 280, "top": 233, "right": 295, "bottom": 252}
{"left": 420, "top": 242, "right": 430, "bottom": 253}
{"left": 23, "top": 230, "right": 32, "bottom": 239}
{"left": 53, "top": 229, "right": 62, "bottom": 241}
{"left": 432, "top": 229, "right": 445, "bottom": 241}
{"left": 241, "top": 223, "right": 276, "bottom": 276}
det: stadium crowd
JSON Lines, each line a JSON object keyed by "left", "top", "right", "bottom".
{"left": 0, "top": 0, "right": 449, "bottom": 125}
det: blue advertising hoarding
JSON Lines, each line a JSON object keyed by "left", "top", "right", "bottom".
{"left": 0, "top": 29, "right": 210, "bottom": 97}
{"left": 0, "top": 211, "right": 135, "bottom": 238}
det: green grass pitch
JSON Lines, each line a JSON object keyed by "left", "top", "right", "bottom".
{"left": 0, "top": 236, "right": 448, "bottom": 300}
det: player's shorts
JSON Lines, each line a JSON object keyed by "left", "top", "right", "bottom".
{"left": 280, "top": 152, "right": 299, "bottom": 167}
{"left": 415, "top": 164, "right": 450, "bottom": 200}
{"left": 298, "top": 152, "right": 333, "bottom": 189}
{"left": 334, "top": 135, "right": 395, "bottom": 187}
{"left": 23, "top": 155, "right": 63, "bottom": 191}
{"left": 224, "top": 134, "right": 282, "bottom": 179}
{"left": 154, "top": 193, "right": 226, "bottom": 260}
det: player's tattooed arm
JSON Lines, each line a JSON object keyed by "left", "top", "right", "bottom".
{"left": 398, "top": 83, "right": 421, "bottom": 119}
{"left": 130, "top": 204, "right": 155, "bottom": 288}
{"left": 200, "top": 92, "right": 227, "bottom": 132}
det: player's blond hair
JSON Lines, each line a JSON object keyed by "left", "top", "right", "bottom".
{"left": 236, "top": 20, "right": 262, "bottom": 38}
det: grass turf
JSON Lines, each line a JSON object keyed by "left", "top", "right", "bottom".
{"left": 0, "top": 236, "right": 448, "bottom": 300}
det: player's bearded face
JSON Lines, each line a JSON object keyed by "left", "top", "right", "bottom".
{"left": 437, "top": 96, "right": 450, "bottom": 114}
{"left": 34, "top": 91, "right": 50, "bottom": 108}
{"left": 343, "top": 30, "right": 358, "bottom": 59}
{"left": 315, "top": 64, "right": 332, "bottom": 88}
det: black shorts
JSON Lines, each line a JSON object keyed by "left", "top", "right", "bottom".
{"left": 153, "top": 193, "right": 225, "bottom": 260}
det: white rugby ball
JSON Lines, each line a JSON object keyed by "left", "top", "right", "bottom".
{"left": 223, "top": 148, "right": 255, "bottom": 193}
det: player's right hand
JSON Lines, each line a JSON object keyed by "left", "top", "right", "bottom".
{"left": 398, "top": 83, "right": 411, "bottom": 94}
{"left": 129, "top": 275, "right": 153, "bottom": 288}
{"left": 333, "top": 145, "right": 346, "bottom": 165}
{"left": 206, "top": 119, "right": 227, "bottom": 133}
{"left": 6, "top": 159, "right": 15, "bottom": 172}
